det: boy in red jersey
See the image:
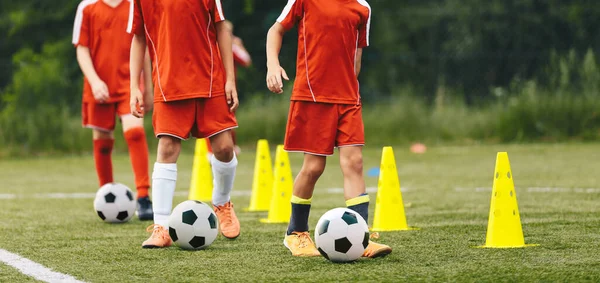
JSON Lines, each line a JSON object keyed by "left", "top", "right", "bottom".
{"left": 266, "top": 0, "right": 392, "bottom": 257}
{"left": 206, "top": 20, "right": 251, "bottom": 156}
{"left": 73, "top": 0, "right": 154, "bottom": 220}
{"left": 128, "top": 0, "right": 240, "bottom": 248}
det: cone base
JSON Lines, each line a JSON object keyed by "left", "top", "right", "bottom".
{"left": 371, "top": 227, "right": 419, "bottom": 232}
{"left": 260, "top": 219, "right": 288, "bottom": 224}
{"left": 476, "top": 243, "right": 539, "bottom": 249}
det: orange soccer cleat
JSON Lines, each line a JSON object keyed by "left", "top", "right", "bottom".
{"left": 362, "top": 240, "right": 392, "bottom": 258}
{"left": 142, "top": 224, "right": 172, "bottom": 249}
{"left": 283, "top": 232, "right": 321, "bottom": 257}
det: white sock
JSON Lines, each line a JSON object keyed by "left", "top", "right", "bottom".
{"left": 211, "top": 154, "right": 238, "bottom": 206}
{"left": 152, "top": 163, "right": 177, "bottom": 228}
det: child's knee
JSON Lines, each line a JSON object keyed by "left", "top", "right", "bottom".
{"left": 342, "top": 153, "right": 363, "bottom": 173}
{"left": 157, "top": 136, "right": 181, "bottom": 161}
{"left": 302, "top": 162, "right": 325, "bottom": 180}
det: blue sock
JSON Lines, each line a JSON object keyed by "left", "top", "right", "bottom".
{"left": 286, "top": 196, "right": 312, "bottom": 235}
{"left": 346, "top": 193, "right": 370, "bottom": 223}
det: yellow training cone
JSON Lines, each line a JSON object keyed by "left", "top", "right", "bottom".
{"left": 188, "top": 138, "right": 213, "bottom": 202}
{"left": 372, "top": 147, "right": 414, "bottom": 231}
{"left": 247, "top": 140, "right": 273, "bottom": 212}
{"left": 481, "top": 152, "right": 537, "bottom": 248}
{"left": 260, "top": 145, "right": 292, "bottom": 224}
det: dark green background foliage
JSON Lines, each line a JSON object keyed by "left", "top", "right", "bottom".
{"left": 1, "top": 0, "right": 600, "bottom": 155}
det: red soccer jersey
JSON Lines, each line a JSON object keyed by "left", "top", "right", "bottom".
{"left": 128, "top": 0, "right": 227, "bottom": 102}
{"left": 277, "top": 0, "right": 371, "bottom": 105}
{"left": 73, "top": 0, "right": 133, "bottom": 103}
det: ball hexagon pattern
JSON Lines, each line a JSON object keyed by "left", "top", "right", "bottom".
{"left": 93, "top": 183, "right": 136, "bottom": 223}
{"left": 314, "top": 208, "right": 370, "bottom": 262}
{"left": 168, "top": 200, "right": 219, "bottom": 250}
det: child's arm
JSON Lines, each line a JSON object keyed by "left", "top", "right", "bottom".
{"left": 142, "top": 47, "right": 153, "bottom": 112}
{"left": 76, "top": 46, "right": 109, "bottom": 102}
{"left": 355, "top": 48, "right": 363, "bottom": 77}
{"left": 129, "top": 33, "right": 147, "bottom": 118}
{"left": 266, "top": 23, "right": 289, "bottom": 94}
{"left": 216, "top": 21, "right": 239, "bottom": 112}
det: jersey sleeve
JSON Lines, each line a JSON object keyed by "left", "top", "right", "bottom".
{"left": 357, "top": 1, "right": 371, "bottom": 48}
{"left": 72, "top": 3, "right": 91, "bottom": 47}
{"left": 127, "top": 0, "right": 144, "bottom": 35}
{"left": 233, "top": 44, "right": 252, "bottom": 67}
{"left": 211, "top": 0, "right": 226, "bottom": 23}
{"left": 276, "top": 0, "right": 303, "bottom": 31}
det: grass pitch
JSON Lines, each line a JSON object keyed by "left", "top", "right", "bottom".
{"left": 1, "top": 143, "right": 599, "bottom": 282}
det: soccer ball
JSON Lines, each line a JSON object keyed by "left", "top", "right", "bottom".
{"left": 314, "top": 208, "right": 370, "bottom": 262}
{"left": 168, "top": 200, "right": 219, "bottom": 250}
{"left": 93, "top": 183, "right": 136, "bottom": 223}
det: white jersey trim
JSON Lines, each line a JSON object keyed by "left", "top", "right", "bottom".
{"left": 356, "top": 0, "right": 371, "bottom": 46}
{"left": 215, "top": 0, "right": 225, "bottom": 21}
{"left": 276, "top": 0, "right": 297, "bottom": 23}
{"left": 144, "top": 25, "right": 167, "bottom": 101}
{"left": 72, "top": 0, "right": 99, "bottom": 45}
{"left": 207, "top": 14, "right": 214, "bottom": 98}
{"left": 354, "top": 31, "right": 361, "bottom": 104}
{"left": 126, "top": 0, "right": 135, "bottom": 33}
{"left": 302, "top": 14, "right": 316, "bottom": 102}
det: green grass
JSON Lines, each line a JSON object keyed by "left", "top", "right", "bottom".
{"left": 1, "top": 143, "right": 600, "bottom": 282}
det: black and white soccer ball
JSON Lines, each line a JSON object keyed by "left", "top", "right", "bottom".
{"left": 314, "top": 208, "right": 370, "bottom": 262}
{"left": 93, "top": 183, "right": 136, "bottom": 223}
{"left": 168, "top": 200, "right": 219, "bottom": 250}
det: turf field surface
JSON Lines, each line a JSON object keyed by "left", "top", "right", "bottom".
{"left": 1, "top": 143, "right": 599, "bottom": 282}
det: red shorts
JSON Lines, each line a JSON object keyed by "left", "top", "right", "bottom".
{"left": 284, "top": 101, "right": 365, "bottom": 156}
{"left": 82, "top": 99, "right": 130, "bottom": 132}
{"left": 152, "top": 96, "right": 238, "bottom": 139}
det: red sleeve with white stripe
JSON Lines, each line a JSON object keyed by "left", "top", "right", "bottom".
{"left": 211, "top": 0, "right": 226, "bottom": 23}
{"left": 72, "top": 2, "right": 91, "bottom": 47}
{"left": 233, "top": 44, "right": 252, "bottom": 67}
{"left": 127, "top": 0, "right": 144, "bottom": 35}
{"left": 276, "top": 0, "right": 303, "bottom": 31}
{"left": 357, "top": 1, "right": 371, "bottom": 48}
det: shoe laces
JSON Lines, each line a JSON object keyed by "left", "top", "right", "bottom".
{"left": 293, "top": 232, "right": 312, "bottom": 249}
{"left": 215, "top": 203, "right": 234, "bottom": 225}
{"left": 146, "top": 224, "right": 168, "bottom": 239}
{"left": 370, "top": 232, "right": 380, "bottom": 240}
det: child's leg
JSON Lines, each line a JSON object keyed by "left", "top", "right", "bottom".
{"left": 339, "top": 145, "right": 392, "bottom": 258}
{"left": 339, "top": 146, "right": 369, "bottom": 222}
{"left": 208, "top": 130, "right": 241, "bottom": 239}
{"left": 208, "top": 131, "right": 237, "bottom": 206}
{"left": 286, "top": 154, "right": 326, "bottom": 234}
{"left": 152, "top": 136, "right": 181, "bottom": 228}
{"left": 92, "top": 129, "right": 115, "bottom": 186}
{"left": 121, "top": 114, "right": 150, "bottom": 198}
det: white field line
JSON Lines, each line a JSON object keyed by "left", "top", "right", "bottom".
{"left": 454, "top": 187, "right": 600, "bottom": 193}
{"left": 0, "top": 187, "right": 379, "bottom": 200}
{"left": 1, "top": 186, "right": 599, "bottom": 201}
{"left": 0, "top": 249, "right": 86, "bottom": 283}
{"left": 0, "top": 194, "right": 16, "bottom": 199}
